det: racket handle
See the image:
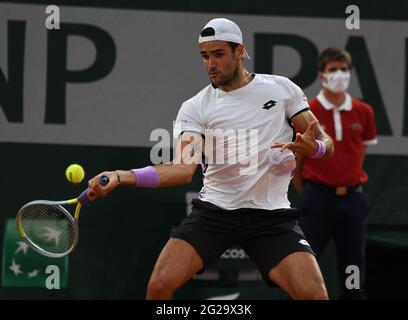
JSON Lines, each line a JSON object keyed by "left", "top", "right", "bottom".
{"left": 78, "top": 175, "right": 110, "bottom": 205}
{"left": 78, "top": 189, "right": 89, "bottom": 205}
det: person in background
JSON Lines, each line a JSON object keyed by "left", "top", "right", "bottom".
{"left": 293, "top": 48, "right": 378, "bottom": 300}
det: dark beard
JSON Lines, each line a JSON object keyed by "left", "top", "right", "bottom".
{"left": 211, "top": 66, "right": 239, "bottom": 87}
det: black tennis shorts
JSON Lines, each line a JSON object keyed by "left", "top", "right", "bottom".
{"left": 170, "top": 198, "right": 315, "bottom": 286}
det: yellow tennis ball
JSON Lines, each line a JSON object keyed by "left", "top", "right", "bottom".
{"left": 65, "top": 164, "right": 85, "bottom": 184}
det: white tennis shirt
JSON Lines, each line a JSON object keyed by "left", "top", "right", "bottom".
{"left": 174, "top": 74, "right": 309, "bottom": 211}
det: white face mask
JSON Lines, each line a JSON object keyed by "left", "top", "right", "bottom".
{"left": 322, "top": 70, "right": 350, "bottom": 93}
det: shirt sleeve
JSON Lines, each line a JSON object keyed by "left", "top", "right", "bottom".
{"left": 284, "top": 78, "right": 310, "bottom": 119}
{"left": 362, "top": 105, "right": 378, "bottom": 145}
{"left": 173, "top": 100, "right": 205, "bottom": 139}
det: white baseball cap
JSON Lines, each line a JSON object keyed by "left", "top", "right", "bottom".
{"left": 198, "top": 18, "right": 251, "bottom": 60}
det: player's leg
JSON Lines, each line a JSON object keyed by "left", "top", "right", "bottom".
{"left": 268, "top": 251, "right": 328, "bottom": 300}
{"left": 146, "top": 237, "right": 203, "bottom": 300}
{"left": 241, "top": 211, "right": 328, "bottom": 300}
{"left": 147, "top": 199, "right": 240, "bottom": 300}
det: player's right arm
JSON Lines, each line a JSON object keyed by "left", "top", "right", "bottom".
{"left": 87, "top": 131, "right": 203, "bottom": 200}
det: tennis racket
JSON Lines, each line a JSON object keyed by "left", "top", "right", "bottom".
{"left": 16, "top": 175, "right": 109, "bottom": 258}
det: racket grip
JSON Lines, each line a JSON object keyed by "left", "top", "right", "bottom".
{"left": 78, "top": 188, "right": 89, "bottom": 205}
{"left": 77, "top": 176, "right": 110, "bottom": 205}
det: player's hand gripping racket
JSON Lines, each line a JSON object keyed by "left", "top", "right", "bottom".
{"left": 16, "top": 175, "right": 109, "bottom": 258}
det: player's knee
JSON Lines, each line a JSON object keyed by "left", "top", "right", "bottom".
{"left": 147, "top": 274, "right": 176, "bottom": 297}
{"left": 147, "top": 278, "right": 169, "bottom": 295}
{"left": 311, "top": 286, "right": 329, "bottom": 300}
{"left": 292, "top": 279, "right": 329, "bottom": 300}
{"left": 303, "top": 283, "right": 329, "bottom": 300}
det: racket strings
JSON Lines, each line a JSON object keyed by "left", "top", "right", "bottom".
{"left": 19, "top": 203, "right": 76, "bottom": 254}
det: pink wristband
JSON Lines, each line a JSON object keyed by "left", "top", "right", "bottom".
{"left": 311, "top": 140, "right": 326, "bottom": 158}
{"left": 131, "top": 166, "right": 160, "bottom": 188}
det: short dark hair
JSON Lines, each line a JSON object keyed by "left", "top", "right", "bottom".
{"left": 318, "top": 48, "right": 352, "bottom": 72}
{"left": 227, "top": 42, "right": 240, "bottom": 54}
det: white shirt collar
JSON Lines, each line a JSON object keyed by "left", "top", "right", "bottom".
{"left": 317, "top": 90, "right": 352, "bottom": 111}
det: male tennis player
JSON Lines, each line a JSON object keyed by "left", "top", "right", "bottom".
{"left": 87, "top": 18, "right": 334, "bottom": 300}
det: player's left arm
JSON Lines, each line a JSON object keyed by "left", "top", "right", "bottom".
{"left": 272, "top": 110, "right": 334, "bottom": 158}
